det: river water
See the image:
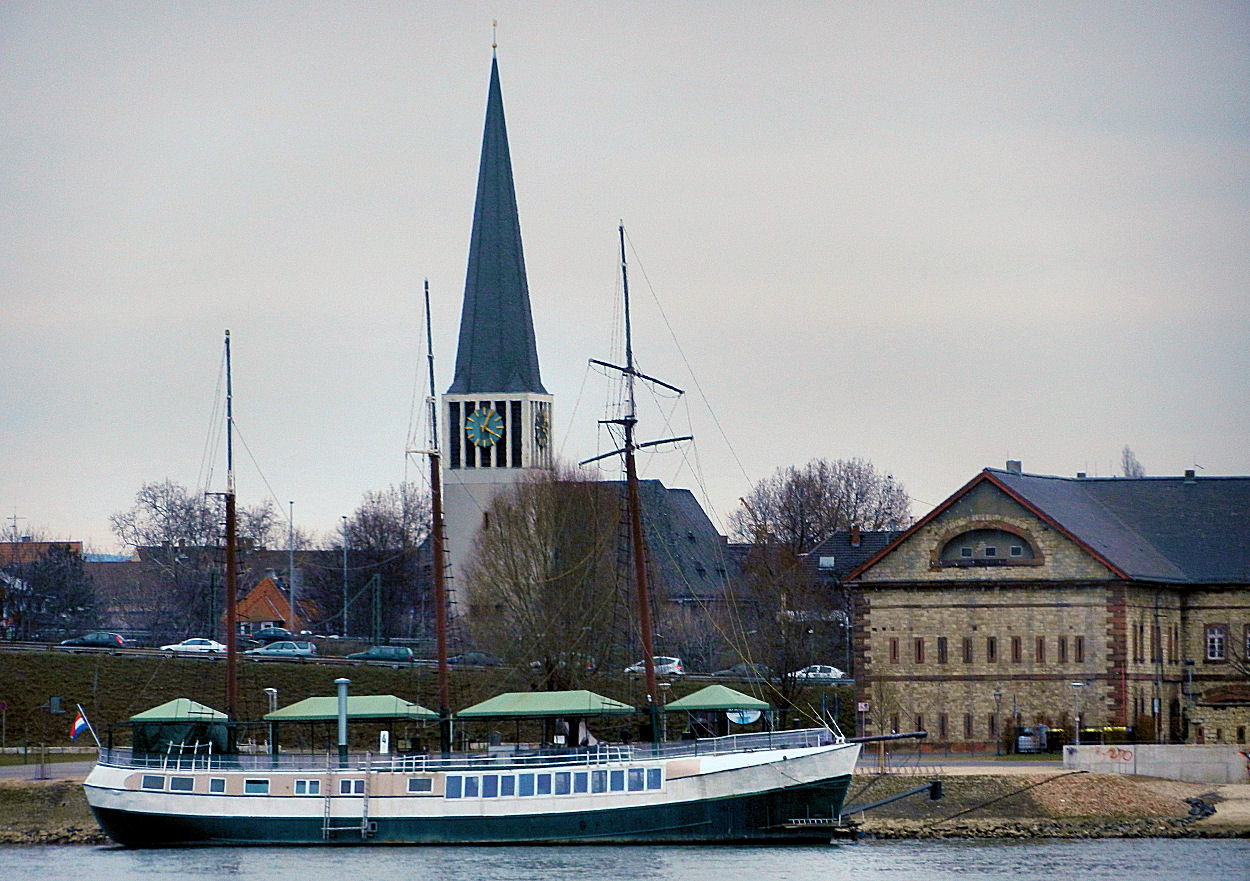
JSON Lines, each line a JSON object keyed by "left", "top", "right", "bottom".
{"left": 6, "top": 840, "right": 1248, "bottom": 881}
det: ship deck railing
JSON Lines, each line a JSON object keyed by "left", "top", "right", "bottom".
{"left": 95, "top": 727, "right": 840, "bottom": 773}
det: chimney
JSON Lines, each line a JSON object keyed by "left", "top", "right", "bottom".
{"left": 1076, "top": 472, "right": 1086, "bottom": 479}
{"left": 1006, "top": 460, "right": 1022, "bottom": 474}
{"left": 850, "top": 524, "right": 861, "bottom": 547}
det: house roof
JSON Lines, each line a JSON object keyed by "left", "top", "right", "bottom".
{"left": 265, "top": 695, "right": 438, "bottom": 722}
{"left": 849, "top": 469, "right": 1250, "bottom": 584}
{"left": 455, "top": 690, "right": 635, "bottom": 719}
{"left": 800, "top": 530, "right": 903, "bottom": 582}
{"left": 447, "top": 55, "right": 546, "bottom": 396}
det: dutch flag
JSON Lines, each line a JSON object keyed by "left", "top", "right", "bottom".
{"left": 71, "top": 709, "right": 89, "bottom": 741}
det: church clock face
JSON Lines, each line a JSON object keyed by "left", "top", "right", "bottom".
{"left": 465, "top": 406, "right": 503, "bottom": 448}
{"left": 534, "top": 409, "right": 549, "bottom": 448}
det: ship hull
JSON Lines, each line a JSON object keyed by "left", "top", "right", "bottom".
{"left": 85, "top": 739, "right": 859, "bottom": 847}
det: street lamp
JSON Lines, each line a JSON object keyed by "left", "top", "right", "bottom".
{"left": 993, "top": 690, "right": 1002, "bottom": 755}
{"left": 1071, "top": 682, "right": 1085, "bottom": 746}
{"left": 263, "top": 687, "right": 278, "bottom": 714}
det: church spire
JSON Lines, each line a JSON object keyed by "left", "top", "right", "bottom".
{"left": 448, "top": 56, "right": 546, "bottom": 395}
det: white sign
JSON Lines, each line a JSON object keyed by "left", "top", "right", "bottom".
{"left": 379, "top": 730, "right": 390, "bottom": 754}
{"left": 857, "top": 702, "right": 870, "bottom": 713}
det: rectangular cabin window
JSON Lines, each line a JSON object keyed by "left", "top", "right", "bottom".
{"left": 408, "top": 778, "right": 433, "bottom": 793}
{"left": 628, "top": 769, "right": 645, "bottom": 792}
{"left": 937, "top": 636, "right": 948, "bottom": 664}
{"left": 610, "top": 770, "right": 626, "bottom": 792}
{"left": 464, "top": 776, "right": 479, "bottom": 798}
{"left": 141, "top": 775, "right": 165, "bottom": 790}
{"left": 518, "top": 773, "right": 535, "bottom": 797}
{"left": 446, "top": 776, "right": 463, "bottom": 799}
{"left": 536, "top": 774, "right": 552, "bottom": 796}
{"left": 591, "top": 770, "right": 607, "bottom": 793}
{"left": 482, "top": 774, "right": 499, "bottom": 798}
{"left": 574, "top": 772, "right": 589, "bottom": 793}
{"left": 500, "top": 775, "right": 516, "bottom": 797}
{"left": 339, "top": 779, "right": 364, "bottom": 795}
{"left": 986, "top": 636, "right": 998, "bottom": 663}
{"left": 963, "top": 637, "right": 974, "bottom": 664}
{"left": 554, "top": 772, "right": 571, "bottom": 795}
{"left": 646, "top": 768, "right": 662, "bottom": 790}
{"left": 209, "top": 778, "right": 226, "bottom": 794}
{"left": 169, "top": 776, "right": 194, "bottom": 792}
{"left": 244, "top": 779, "right": 270, "bottom": 795}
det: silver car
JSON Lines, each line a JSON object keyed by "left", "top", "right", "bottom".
{"left": 160, "top": 638, "right": 227, "bottom": 654}
{"left": 245, "top": 640, "right": 316, "bottom": 658}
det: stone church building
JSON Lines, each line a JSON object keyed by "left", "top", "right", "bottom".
{"left": 848, "top": 463, "right": 1250, "bottom": 748}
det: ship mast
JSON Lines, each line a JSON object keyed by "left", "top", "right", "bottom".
{"left": 223, "top": 330, "right": 238, "bottom": 718}
{"left": 424, "top": 281, "right": 453, "bottom": 755}
{"left": 583, "top": 224, "right": 690, "bottom": 742}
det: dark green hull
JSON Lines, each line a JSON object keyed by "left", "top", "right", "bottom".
{"left": 90, "top": 774, "right": 852, "bottom": 846}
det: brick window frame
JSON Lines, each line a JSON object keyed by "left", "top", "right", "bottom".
{"left": 1074, "top": 635, "right": 1085, "bottom": 663}
{"left": 1206, "top": 624, "right": 1227, "bottom": 662}
{"left": 937, "top": 636, "right": 948, "bottom": 664}
{"left": 986, "top": 636, "right": 998, "bottom": 664}
{"left": 1011, "top": 636, "right": 1022, "bottom": 663}
{"left": 1035, "top": 636, "right": 1045, "bottom": 664}
{"left": 914, "top": 637, "right": 925, "bottom": 664}
{"left": 962, "top": 637, "right": 974, "bottom": 664}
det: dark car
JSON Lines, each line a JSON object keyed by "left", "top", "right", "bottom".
{"left": 60, "top": 631, "right": 126, "bottom": 649}
{"left": 347, "top": 645, "right": 415, "bottom": 664}
{"left": 448, "top": 650, "right": 502, "bottom": 666}
{"left": 251, "top": 627, "right": 293, "bottom": 643}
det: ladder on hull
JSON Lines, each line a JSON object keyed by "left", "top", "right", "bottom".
{"left": 321, "top": 758, "right": 376, "bottom": 841}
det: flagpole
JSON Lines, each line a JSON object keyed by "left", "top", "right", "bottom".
{"left": 75, "top": 704, "right": 102, "bottom": 750}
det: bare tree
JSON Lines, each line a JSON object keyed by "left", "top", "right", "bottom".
{"left": 0, "top": 537, "right": 96, "bottom": 639}
{"left": 1121, "top": 446, "right": 1147, "bottom": 478}
{"left": 730, "top": 458, "right": 912, "bottom": 552}
{"left": 463, "top": 466, "right": 619, "bottom": 690}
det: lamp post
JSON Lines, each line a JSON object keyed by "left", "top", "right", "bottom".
{"left": 993, "top": 689, "right": 1002, "bottom": 755}
{"left": 1071, "top": 681, "right": 1085, "bottom": 746}
{"left": 341, "top": 515, "right": 348, "bottom": 637}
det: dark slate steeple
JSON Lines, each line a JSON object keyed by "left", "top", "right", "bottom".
{"left": 448, "top": 56, "right": 547, "bottom": 395}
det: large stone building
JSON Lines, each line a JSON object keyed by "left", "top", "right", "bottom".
{"left": 848, "top": 464, "right": 1250, "bottom": 748}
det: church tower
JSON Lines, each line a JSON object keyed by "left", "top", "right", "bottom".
{"left": 442, "top": 55, "right": 554, "bottom": 609}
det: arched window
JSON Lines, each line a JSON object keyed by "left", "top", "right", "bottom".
{"left": 939, "top": 529, "right": 1035, "bottom": 566}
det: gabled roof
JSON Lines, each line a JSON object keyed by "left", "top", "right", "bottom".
{"left": 265, "top": 695, "right": 437, "bottom": 722}
{"left": 448, "top": 55, "right": 546, "bottom": 396}
{"left": 800, "top": 530, "right": 903, "bottom": 582}
{"left": 665, "top": 685, "right": 769, "bottom": 712}
{"left": 848, "top": 468, "right": 1250, "bottom": 584}
{"left": 455, "top": 690, "right": 635, "bottom": 718}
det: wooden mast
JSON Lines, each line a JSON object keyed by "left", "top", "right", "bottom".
{"left": 583, "top": 224, "right": 690, "bottom": 742}
{"left": 424, "top": 281, "right": 452, "bottom": 755}
{"left": 223, "top": 329, "right": 238, "bottom": 719}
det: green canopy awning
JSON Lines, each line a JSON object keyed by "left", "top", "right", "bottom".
{"left": 664, "top": 685, "right": 770, "bottom": 712}
{"left": 264, "top": 695, "right": 438, "bottom": 722}
{"left": 456, "top": 690, "right": 635, "bottom": 719}
{"left": 130, "top": 698, "right": 228, "bottom": 723}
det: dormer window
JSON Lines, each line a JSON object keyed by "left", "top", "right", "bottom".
{"left": 939, "top": 529, "right": 1036, "bottom": 567}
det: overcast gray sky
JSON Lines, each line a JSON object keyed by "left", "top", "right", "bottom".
{"left": 3, "top": 2, "right": 1248, "bottom": 554}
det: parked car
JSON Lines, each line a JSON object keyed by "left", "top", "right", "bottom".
{"left": 160, "top": 638, "right": 227, "bottom": 654}
{"left": 60, "top": 631, "right": 126, "bottom": 649}
{"left": 791, "top": 664, "right": 846, "bottom": 681}
{"left": 245, "top": 640, "right": 315, "bottom": 658}
{"left": 625, "top": 656, "right": 684, "bottom": 676}
{"left": 251, "top": 627, "right": 293, "bottom": 643}
{"left": 347, "top": 645, "right": 415, "bottom": 663}
{"left": 531, "top": 652, "right": 598, "bottom": 674}
{"left": 713, "top": 662, "right": 773, "bottom": 681}
{"left": 448, "top": 650, "right": 501, "bottom": 666}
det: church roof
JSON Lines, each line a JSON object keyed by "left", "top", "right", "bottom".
{"left": 448, "top": 56, "right": 546, "bottom": 396}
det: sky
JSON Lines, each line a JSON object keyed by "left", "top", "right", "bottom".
{"left": 3, "top": 2, "right": 1248, "bottom": 555}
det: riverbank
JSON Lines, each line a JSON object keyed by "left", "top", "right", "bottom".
{"left": 1, "top": 765, "right": 1247, "bottom": 844}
